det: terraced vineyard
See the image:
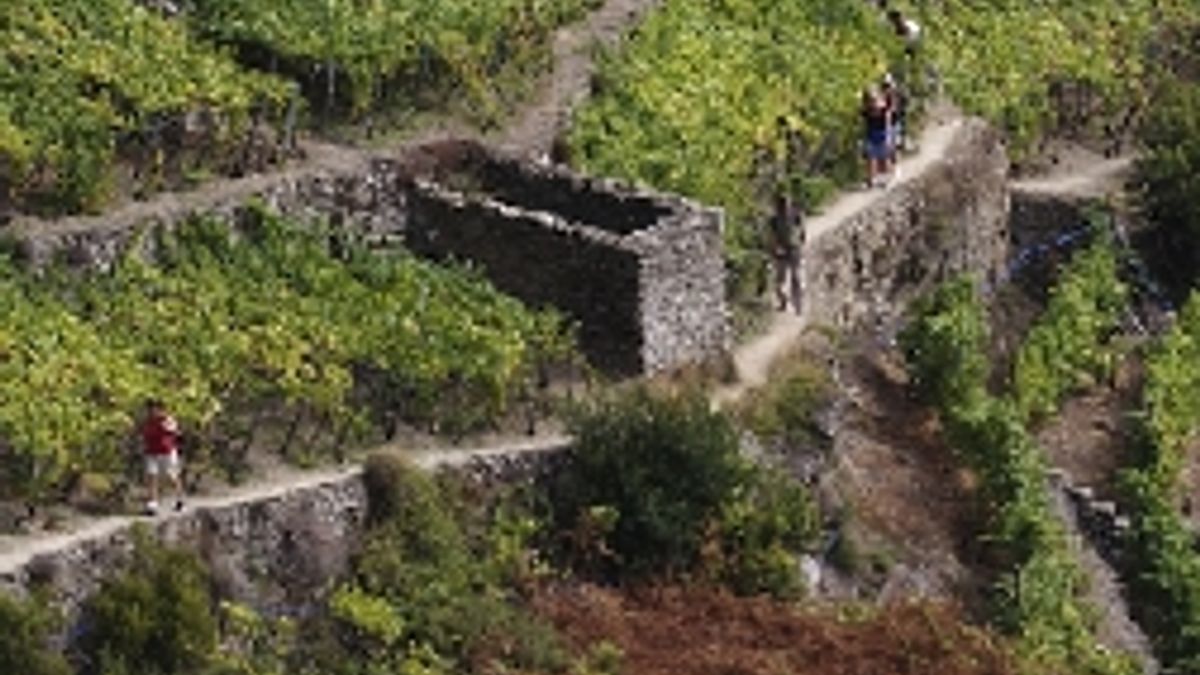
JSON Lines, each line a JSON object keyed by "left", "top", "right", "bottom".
{"left": 0, "top": 0, "right": 599, "bottom": 216}
{"left": 0, "top": 211, "right": 573, "bottom": 501}
{"left": 569, "top": 0, "right": 1199, "bottom": 292}
{"left": 186, "top": 0, "right": 601, "bottom": 120}
{"left": 0, "top": 0, "right": 290, "bottom": 213}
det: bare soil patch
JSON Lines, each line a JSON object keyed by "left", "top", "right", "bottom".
{"left": 534, "top": 583, "right": 1021, "bottom": 675}
{"left": 1034, "top": 384, "right": 1135, "bottom": 500}
{"left": 822, "top": 342, "right": 986, "bottom": 608}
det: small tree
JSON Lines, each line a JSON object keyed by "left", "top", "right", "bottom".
{"left": 1138, "top": 81, "right": 1200, "bottom": 286}
{"left": 0, "top": 592, "right": 70, "bottom": 675}
{"left": 81, "top": 531, "right": 218, "bottom": 675}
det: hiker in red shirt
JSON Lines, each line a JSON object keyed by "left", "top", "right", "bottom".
{"left": 140, "top": 398, "right": 184, "bottom": 515}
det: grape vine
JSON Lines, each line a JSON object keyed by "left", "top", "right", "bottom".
{"left": 0, "top": 0, "right": 291, "bottom": 213}
{"left": 1013, "top": 237, "right": 1129, "bottom": 421}
{"left": 0, "top": 210, "right": 574, "bottom": 501}
{"left": 186, "top": 0, "right": 601, "bottom": 121}
{"left": 900, "top": 269, "right": 1135, "bottom": 675}
{"left": 1119, "top": 294, "right": 1200, "bottom": 673}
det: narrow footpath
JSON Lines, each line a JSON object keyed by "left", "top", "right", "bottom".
{"left": 714, "top": 110, "right": 967, "bottom": 404}
{"left": 0, "top": 106, "right": 973, "bottom": 580}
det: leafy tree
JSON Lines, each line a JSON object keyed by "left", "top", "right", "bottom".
{"left": 1137, "top": 81, "right": 1200, "bottom": 285}
{"left": 0, "top": 592, "right": 70, "bottom": 675}
{"left": 81, "top": 532, "right": 218, "bottom": 675}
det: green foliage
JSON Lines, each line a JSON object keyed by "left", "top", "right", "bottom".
{"left": 918, "top": 1, "right": 1183, "bottom": 151}
{"left": 317, "top": 453, "right": 567, "bottom": 675}
{"left": 1137, "top": 81, "right": 1200, "bottom": 282}
{"left": 902, "top": 280, "right": 1136, "bottom": 675}
{"left": 81, "top": 531, "right": 218, "bottom": 675}
{"left": 187, "top": 0, "right": 599, "bottom": 121}
{"left": 1118, "top": 294, "right": 1200, "bottom": 671}
{"left": 569, "top": 0, "right": 888, "bottom": 294}
{"left": 0, "top": 211, "right": 573, "bottom": 500}
{"left": 0, "top": 592, "right": 70, "bottom": 675}
{"left": 0, "top": 0, "right": 290, "bottom": 212}
{"left": 205, "top": 602, "right": 296, "bottom": 675}
{"left": 1013, "top": 237, "right": 1129, "bottom": 421}
{"left": 551, "top": 388, "right": 818, "bottom": 596}
{"left": 570, "top": 641, "right": 623, "bottom": 675}
{"left": 737, "top": 351, "right": 832, "bottom": 450}
{"left": 899, "top": 277, "right": 990, "bottom": 410}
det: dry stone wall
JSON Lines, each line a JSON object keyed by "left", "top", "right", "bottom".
{"left": 405, "top": 148, "right": 727, "bottom": 374}
{"left": 802, "top": 119, "right": 1010, "bottom": 331}
{"left": 0, "top": 442, "right": 570, "bottom": 644}
{"left": 11, "top": 142, "right": 729, "bottom": 376}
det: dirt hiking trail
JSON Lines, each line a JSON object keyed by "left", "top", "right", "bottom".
{"left": 9, "top": 0, "right": 660, "bottom": 240}
{"left": 0, "top": 99, "right": 976, "bottom": 579}
{"left": 714, "top": 110, "right": 968, "bottom": 404}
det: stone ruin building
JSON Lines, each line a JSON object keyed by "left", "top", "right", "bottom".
{"left": 15, "top": 139, "right": 732, "bottom": 376}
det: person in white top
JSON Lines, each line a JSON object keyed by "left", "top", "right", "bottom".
{"left": 887, "top": 9, "right": 922, "bottom": 57}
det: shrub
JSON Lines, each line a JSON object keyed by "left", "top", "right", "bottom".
{"left": 0, "top": 592, "right": 70, "bottom": 675}
{"left": 899, "top": 277, "right": 991, "bottom": 411}
{"left": 316, "top": 453, "right": 567, "bottom": 674}
{"left": 551, "top": 388, "right": 819, "bottom": 595}
{"left": 81, "top": 531, "right": 218, "bottom": 675}
{"left": 1138, "top": 81, "right": 1200, "bottom": 284}
{"left": 737, "top": 350, "right": 833, "bottom": 451}
{"left": 552, "top": 388, "right": 747, "bottom": 579}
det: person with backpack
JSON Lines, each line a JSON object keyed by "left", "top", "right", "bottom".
{"left": 768, "top": 191, "right": 804, "bottom": 314}
{"left": 882, "top": 72, "right": 907, "bottom": 161}
{"left": 139, "top": 398, "right": 185, "bottom": 515}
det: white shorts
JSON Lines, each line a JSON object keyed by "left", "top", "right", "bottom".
{"left": 145, "top": 452, "right": 181, "bottom": 479}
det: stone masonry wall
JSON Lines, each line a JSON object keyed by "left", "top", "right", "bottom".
{"left": 0, "top": 442, "right": 570, "bottom": 646}
{"left": 406, "top": 183, "right": 646, "bottom": 373}
{"left": 11, "top": 142, "right": 730, "bottom": 376}
{"left": 13, "top": 154, "right": 409, "bottom": 271}
{"left": 403, "top": 146, "right": 729, "bottom": 375}
{"left": 802, "top": 119, "right": 1010, "bottom": 331}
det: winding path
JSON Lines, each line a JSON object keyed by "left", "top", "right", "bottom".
{"left": 0, "top": 107, "right": 974, "bottom": 578}
{"left": 714, "top": 112, "right": 968, "bottom": 404}
{"left": 0, "top": 7, "right": 976, "bottom": 581}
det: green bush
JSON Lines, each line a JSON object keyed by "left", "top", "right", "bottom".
{"left": 0, "top": 592, "right": 70, "bottom": 675}
{"left": 1013, "top": 236, "right": 1129, "bottom": 421}
{"left": 899, "top": 277, "right": 991, "bottom": 410}
{"left": 551, "top": 388, "right": 818, "bottom": 596}
{"left": 1138, "top": 81, "right": 1200, "bottom": 283}
{"left": 81, "top": 532, "right": 218, "bottom": 675}
{"left": 314, "top": 453, "right": 567, "bottom": 675}
{"left": 738, "top": 352, "right": 833, "bottom": 451}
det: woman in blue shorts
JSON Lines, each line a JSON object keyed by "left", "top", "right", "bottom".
{"left": 861, "top": 88, "right": 890, "bottom": 187}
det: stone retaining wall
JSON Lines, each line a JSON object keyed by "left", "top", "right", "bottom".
{"left": 0, "top": 442, "right": 570, "bottom": 645}
{"left": 802, "top": 119, "right": 1010, "bottom": 331}
{"left": 11, "top": 142, "right": 729, "bottom": 375}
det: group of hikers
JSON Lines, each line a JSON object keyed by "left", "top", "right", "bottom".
{"left": 766, "top": 4, "right": 922, "bottom": 315}
{"left": 131, "top": 5, "right": 928, "bottom": 516}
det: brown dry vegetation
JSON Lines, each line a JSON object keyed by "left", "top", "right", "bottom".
{"left": 534, "top": 584, "right": 1022, "bottom": 675}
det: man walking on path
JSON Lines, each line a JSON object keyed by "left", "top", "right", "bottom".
{"left": 140, "top": 398, "right": 184, "bottom": 515}
{"left": 769, "top": 192, "right": 804, "bottom": 314}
